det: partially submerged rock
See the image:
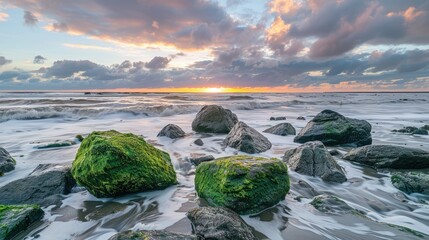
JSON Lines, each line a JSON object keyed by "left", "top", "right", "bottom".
{"left": 71, "top": 130, "right": 177, "bottom": 197}
{"left": 187, "top": 207, "right": 256, "bottom": 240}
{"left": 391, "top": 171, "right": 429, "bottom": 195}
{"left": 0, "top": 204, "right": 44, "bottom": 240}
{"left": 109, "top": 230, "right": 197, "bottom": 240}
{"left": 310, "top": 194, "right": 355, "bottom": 215}
{"left": 294, "top": 110, "right": 372, "bottom": 147}
{"left": 189, "top": 155, "right": 215, "bottom": 166}
{"left": 392, "top": 126, "right": 428, "bottom": 135}
{"left": 0, "top": 164, "right": 76, "bottom": 207}
{"left": 192, "top": 105, "right": 238, "bottom": 133}
{"left": 343, "top": 145, "right": 429, "bottom": 169}
{"left": 263, "top": 123, "right": 296, "bottom": 136}
{"left": 270, "top": 116, "right": 286, "bottom": 121}
{"left": 34, "top": 140, "right": 76, "bottom": 149}
{"left": 193, "top": 138, "right": 204, "bottom": 146}
{"left": 0, "top": 147, "right": 15, "bottom": 175}
{"left": 283, "top": 141, "right": 347, "bottom": 183}
{"left": 223, "top": 122, "right": 272, "bottom": 153}
{"left": 413, "top": 129, "right": 428, "bottom": 135}
{"left": 157, "top": 124, "right": 186, "bottom": 139}
{"left": 297, "top": 116, "right": 306, "bottom": 120}
{"left": 195, "top": 155, "right": 290, "bottom": 214}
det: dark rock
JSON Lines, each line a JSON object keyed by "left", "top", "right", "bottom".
{"left": 391, "top": 171, "right": 429, "bottom": 194}
{"left": 343, "top": 145, "right": 429, "bottom": 169}
{"left": 294, "top": 180, "right": 319, "bottom": 198}
{"left": 193, "top": 138, "right": 204, "bottom": 146}
{"left": 0, "top": 204, "right": 44, "bottom": 240}
{"left": 192, "top": 105, "right": 238, "bottom": 133}
{"left": 187, "top": 207, "right": 256, "bottom": 240}
{"left": 0, "top": 164, "right": 76, "bottom": 207}
{"left": 422, "top": 125, "right": 429, "bottom": 131}
{"left": 270, "top": 116, "right": 286, "bottom": 121}
{"left": 189, "top": 155, "right": 215, "bottom": 166}
{"left": 34, "top": 140, "right": 76, "bottom": 149}
{"left": 413, "top": 129, "right": 428, "bottom": 135}
{"left": 157, "top": 124, "right": 186, "bottom": 139}
{"left": 227, "top": 95, "right": 254, "bottom": 100}
{"left": 310, "top": 194, "right": 355, "bottom": 215}
{"left": 283, "top": 141, "right": 347, "bottom": 183}
{"left": 263, "top": 123, "right": 296, "bottom": 136}
{"left": 109, "top": 230, "right": 197, "bottom": 240}
{"left": 75, "top": 134, "right": 84, "bottom": 142}
{"left": 297, "top": 116, "right": 306, "bottom": 120}
{"left": 0, "top": 147, "right": 15, "bottom": 175}
{"left": 195, "top": 155, "right": 290, "bottom": 214}
{"left": 329, "top": 149, "right": 342, "bottom": 157}
{"left": 224, "top": 122, "right": 272, "bottom": 153}
{"left": 294, "top": 110, "right": 372, "bottom": 147}
{"left": 84, "top": 92, "right": 91, "bottom": 95}
{"left": 392, "top": 126, "right": 417, "bottom": 134}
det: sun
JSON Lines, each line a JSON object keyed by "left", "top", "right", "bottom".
{"left": 204, "top": 87, "right": 225, "bottom": 93}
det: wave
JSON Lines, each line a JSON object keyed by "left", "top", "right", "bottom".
{"left": 0, "top": 98, "right": 109, "bottom": 105}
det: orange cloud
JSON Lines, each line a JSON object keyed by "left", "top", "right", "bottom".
{"left": 269, "top": 0, "right": 300, "bottom": 14}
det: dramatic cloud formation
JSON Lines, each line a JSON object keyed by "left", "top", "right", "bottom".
{"left": 33, "top": 55, "right": 47, "bottom": 64}
{"left": 0, "top": 56, "right": 12, "bottom": 67}
{"left": 0, "top": 0, "right": 429, "bottom": 91}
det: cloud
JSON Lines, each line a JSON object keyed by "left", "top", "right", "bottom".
{"left": 4, "top": 0, "right": 260, "bottom": 50}
{"left": 0, "top": 12, "right": 8, "bottom": 21}
{"left": 23, "top": 10, "right": 38, "bottom": 25}
{"left": 145, "top": 56, "right": 171, "bottom": 70}
{"left": 33, "top": 55, "right": 47, "bottom": 64}
{"left": 0, "top": 56, "right": 12, "bottom": 67}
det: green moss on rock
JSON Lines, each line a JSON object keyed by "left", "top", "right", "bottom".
{"left": 71, "top": 130, "right": 177, "bottom": 198}
{"left": 195, "top": 155, "right": 290, "bottom": 214}
{"left": 0, "top": 204, "right": 44, "bottom": 240}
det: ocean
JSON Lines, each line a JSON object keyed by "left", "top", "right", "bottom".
{"left": 0, "top": 92, "right": 428, "bottom": 239}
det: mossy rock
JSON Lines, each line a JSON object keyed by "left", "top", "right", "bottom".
{"left": 0, "top": 204, "right": 44, "bottom": 239}
{"left": 195, "top": 155, "right": 290, "bottom": 214}
{"left": 391, "top": 171, "right": 429, "bottom": 194}
{"left": 71, "top": 130, "right": 177, "bottom": 197}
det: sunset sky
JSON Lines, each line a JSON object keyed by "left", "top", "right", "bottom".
{"left": 0, "top": 0, "right": 428, "bottom": 92}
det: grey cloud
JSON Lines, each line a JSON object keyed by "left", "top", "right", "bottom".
{"left": 0, "top": 56, "right": 12, "bottom": 67}
{"left": 145, "top": 56, "right": 171, "bottom": 70}
{"left": 24, "top": 11, "right": 38, "bottom": 25}
{"left": 33, "top": 55, "right": 47, "bottom": 64}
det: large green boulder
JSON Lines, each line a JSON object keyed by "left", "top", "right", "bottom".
{"left": 71, "top": 130, "right": 177, "bottom": 197}
{"left": 195, "top": 155, "right": 290, "bottom": 214}
{"left": 0, "top": 204, "right": 44, "bottom": 240}
{"left": 391, "top": 171, "right": 429, "bottom": 194}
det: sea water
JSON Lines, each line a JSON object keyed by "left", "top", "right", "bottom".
{"left": 0, "top": 92, "right": 428, "bottom": 239}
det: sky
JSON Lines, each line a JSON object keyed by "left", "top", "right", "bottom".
{"left": 0, "top": 0, "right": 429, "bottom": 92}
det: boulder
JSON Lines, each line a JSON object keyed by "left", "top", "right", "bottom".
{"left": 263, "top": 123, "right": 296, "bottom": 136}
{"left": 0, "top": 164, "right": 76, "bottom": 207}
{"left": 0, "top": 147, "right": 15, "bottom": 175}
{"left": 189, "top": 155, "right": 215, "bottom": 166}
{"left": 34, "top": 140, "right": 76, "bottom": 149}
{"left": 413, "top": 129, "right": 428, "bottom": 135}
{"left": 270, "top": 116, "right": 286, "bottom": 121}
{"left": 283, "top": 141, "right": 347, "bottom": 183}
{"left": 157, "top": 124, "right": 186, "bottom": 139}
{"left": 422, "top": 125, "right": 429, "bottom": 131}
{"left": 71, "top": 130, "right": 177, "bottom": 197}
{"left": 297, "top": 116, "right": 306, "bottom": 120}
{"left": 343, "top": 145, "right": 429, "bottom": 169}
{"left": 192, "top": 105, "right": 238, "bottom": 133}
{"left": 0, "top": 204, "right": 44, "bottom": 240}
{"left": 193, "top": 138, "right": 204, "bottom": 146}
{"left": 392, "top": 126, "right": 428, "bottom": 135}
{"left": 391, "top": 171, "right": 429, "bottom": 195}
{"left": 294, "top": 110, "right": 372, "bottom": 147}
{"left": 109, "top": 230, "right": 197, "bottom": 240}
{"left": 195, "top": 155, "right": 290, "bottom": 214}
{"left": 329, "top": 149, "right": 342, "bottom": 157}
{"left": 187, "top": 207, "right": 256, "bottom": 240}
{"left": 223, "top": 122, "right": 272, "bottom": 154}
{"left": 310, "top": 194, "right": 355, "bottom": 215}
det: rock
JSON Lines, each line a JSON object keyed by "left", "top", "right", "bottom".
{"left": 283, "top": 141, "right": 347, "bottom": 183}
{"left": 294, "top": 109, "right": 372, "bottom": 147}
{"left": 75, "top": 134, "right": 84, "bottom": 142}
{"left": 157, "top": 124, "right": 186, "bottom": 139}
{"left": 422, "top": 125, "right": 429, "bottom": 131}
{"left": 193, "top": 138, "right": 204, "bottom": 146}
{"left": 310, "top": 194, "right": 355, "bottom": 215}
{"left": 227, "top": 95, "right": 254, "bottom": 100}
{"left": 109, "top": 230, "right": 197, "bottom": 240}
{"left": 270, "top": 116, "right": 286, "bottom": 121}
{"left": 223, "top": 122, "right": 272, "bottom": 154}
{"left": 391, "top": 171, "right": 429, "bottom": 195}
{"left": 189, "top": 155, "right": 215, "bottom": 166}
{"left": 0, "top": 164, "right": 76, "bottom": 207}
{"left": 297, "top": 116, "right": 306, "bottom": 120}
{"left": 195, "top": 155, "right": 290, "bottom": 214}
{"left": 187, "top": 207, "right": 256, "bottom": 240}
{"left": 192, "top": 105, "right": 238, "bottom": 133}
{"left": 0, "top": 204, "right": 44, "bottom": 239}
{"left": 413, "top": 129, "right": 428, "bottom": 135}
{"left": 329, "top": 149, "right": 342, "bottom": 157}
{"left": 34, "top": 140, "right": 76, "bottom": 149}
{"left": 343, "top": 145, "right": 429, "bottom": 169}
{"left": 71, "top": 130, "right": 177, "bottom": 197}
{"left": 0, "top": 147, "right": 15, "bottom": 175}
{"left": 263, "top": 123, "right": 296, "bottom": 136}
